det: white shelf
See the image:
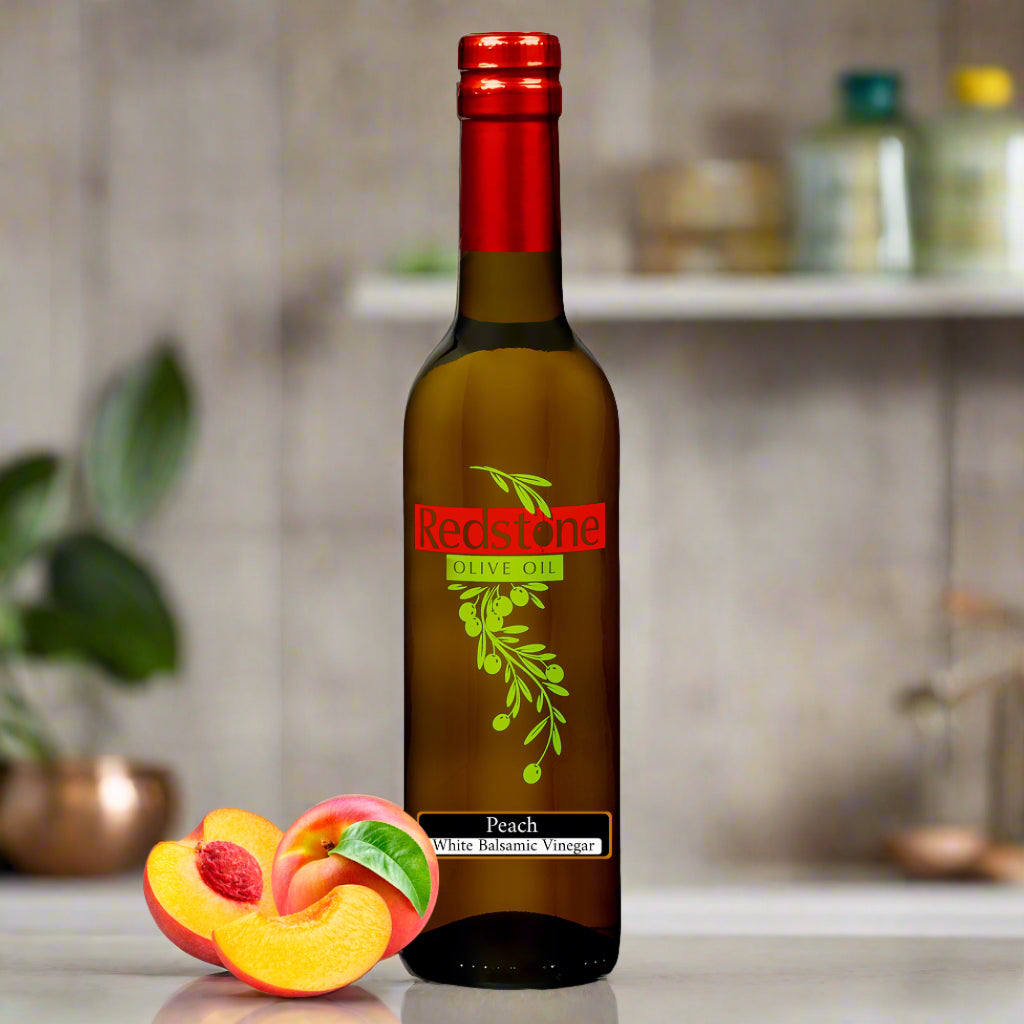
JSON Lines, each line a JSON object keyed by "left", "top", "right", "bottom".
{"left": 349, "top": 273, "right": 1024, "bottom": 321}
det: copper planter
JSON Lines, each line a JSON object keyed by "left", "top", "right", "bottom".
{"left": 0, "top": 756, "right": 176, "bottom": 875}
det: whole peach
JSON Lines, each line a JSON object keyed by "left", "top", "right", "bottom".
{"left": 272, "top": 795, "right": 438, "bottom": 959}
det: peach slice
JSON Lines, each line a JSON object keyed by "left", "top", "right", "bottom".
{"left": 273, "top": 795, "right": 439, "bottom": 959}
{"left": 144, "top": 807, "right": 282, "bottom": 965}
{"left": 213, "top": 885, "right": 391, "bottom": 997}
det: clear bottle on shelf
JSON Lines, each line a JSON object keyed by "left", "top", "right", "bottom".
{"left": 791, "top": 71, "right": 918, "bottom": 274}
{"left": 918, "top": 66, "right": 1024, "bottom": 276}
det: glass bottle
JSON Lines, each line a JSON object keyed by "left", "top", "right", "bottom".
{"left": 919, "top": 66, "right": 1024, "bottom": 275}
{"left": 791, "top": 71, "right": 917, "bottom": 273}
{"left": 401, "top": 32, "right": 620, "bottom": 989}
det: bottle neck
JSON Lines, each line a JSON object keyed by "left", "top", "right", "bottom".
{"left": 457, "top": 118, "right": 563, "bottom": 323}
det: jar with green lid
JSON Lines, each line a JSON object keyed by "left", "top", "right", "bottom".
{"left": 918, "top": 66, "right": 1024, "bottom": 275}
{"left": 790, "top": 71, "right": 918, "bottom": 273}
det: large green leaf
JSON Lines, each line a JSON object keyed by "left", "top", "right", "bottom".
{"left": 0, "top": 454, "right": 65, "bottom": 575}
{"left": 19, "top": 532, "right": 179, "bottom": 684}
{"left": 329, "top": 820, "right": 433, "bottom": 918}
{"left": 85, "top": 343, "right": 196, "bottom": 531}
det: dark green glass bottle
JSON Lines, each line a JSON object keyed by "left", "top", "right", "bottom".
{"left": 401, "top": 32, "right": 620, "bottom": 989}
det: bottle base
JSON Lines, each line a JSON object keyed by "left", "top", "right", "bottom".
{"left": 399, "top": 910, "right": 619, "bottom": 989}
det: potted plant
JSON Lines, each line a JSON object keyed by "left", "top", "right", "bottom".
{"left": 0, "top": 342, "right": 196, "bottom": 874}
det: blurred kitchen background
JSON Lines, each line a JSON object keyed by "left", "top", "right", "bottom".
{"left": 4, "top": 0, "right": 1024, "bottom": 887}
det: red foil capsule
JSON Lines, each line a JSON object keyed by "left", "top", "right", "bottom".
{"left": 457, "top": 32, "right": 561, "bottom": 253}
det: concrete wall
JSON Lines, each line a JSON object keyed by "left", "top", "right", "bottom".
{"left": 1, "top": 0, "right": 1021, "bottom": 881}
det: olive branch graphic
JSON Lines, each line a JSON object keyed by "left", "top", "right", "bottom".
{"left": 469, "top": 465, "right": 553, "bottom": 519}
{"left": 448, "top": 466, "right": 568, "bottom": 785}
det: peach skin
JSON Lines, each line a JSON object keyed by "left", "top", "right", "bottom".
{"left": 272, "top": 795, "right": 438, "bottom": 959}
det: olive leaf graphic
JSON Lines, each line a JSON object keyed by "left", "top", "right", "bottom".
{"left": 469, "top": 466, "right": 552, "bottom": 519}
{"left": 446, "top": 466, "right": 567, "bottom": 785}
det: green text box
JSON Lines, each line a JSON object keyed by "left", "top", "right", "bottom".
{"left": 446, "top": 554, "right": 564, "bottom": 582}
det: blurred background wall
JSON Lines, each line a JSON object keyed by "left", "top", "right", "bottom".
{"left": 2, "top": 0, "right": 1024, "bottom": 884}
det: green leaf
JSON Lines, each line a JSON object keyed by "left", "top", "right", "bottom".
{"left": 476, "top": 629, "right": 485, "bottom": 669}
{"left": 517, "top": 678, "right": 532, "bottom": 700}
{"left": 537, "top": 652, "right": 556, "bottom": 660}
{"left": 0, "top": 603, "right": 24, "bottom": 652}
{"left": 506, "top": 682, "right": 516, "bottom": 707}
{"left": 524, "top": 583, "right": 549, "bottom": 592}
{"left": 520, "top": 644, "right": 545, "bottom": 653}
{"left": 524, "top": 720, "right": 546, "bottom": 745}
{"left": 0, "top": 455, "right": 66, "bottom": 576}
{"left": 503, "top": 625, "right": 528, "bottom": 634}
{"left": 448, "top": 584, "right": 465, "bottom": 591}
{"left": 513, "top": 474, "right": 552, "bottom": 488}
{"left": 552, "top": 726, "right": 562, "bottom": 755}
{"left": 330, "top": 819, "right": 432, "bottom": 918}
{"left": 504, "top": 663, "right": 511, "bottom": 683}
{"left": 460, "top": 587, "right": 483, "bottom": 600}
{"left": 546, "top": 684, "right": 569, "bottom": 696}
{"left": 536, "top": 694, "right": 543, "bottom": 712}
{"left": 85, "top": 343, "right": 196, "bottom": 531}
{"left": 20, "top": 532, "right": 178, "bottom": 683}
{"left": 532, "top": 492, "right": 552, "bottom": 519}
{"left": 512, "top": 483, "right": 535, "bottom": 514}
{"left": 490, "top": 473, "right": 509, "bottom": 493}
{"left": 553, "top": 708, "right": 566, "bottom": 723}
{"left": 519, "top": 659, "right": 543, "bottom": 680}
{"left": 529, "top": 594, "right": 545, "bottom": 609}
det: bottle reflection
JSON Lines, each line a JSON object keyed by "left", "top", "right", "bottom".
{"left": 153, "top": 974, "right": 399, "bottom": 1023}
{"left": 401, "top": 978, "right": 617, "bottom": 1024}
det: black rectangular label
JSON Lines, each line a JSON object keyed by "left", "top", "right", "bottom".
{"left": 417, "top": 811, "right": 612, "bottom": 859}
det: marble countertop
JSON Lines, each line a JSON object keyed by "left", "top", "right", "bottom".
{"left": 6, "top": 877, "right": 1024, "bottom": 1022}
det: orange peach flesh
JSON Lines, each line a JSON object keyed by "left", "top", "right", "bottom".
{"left": 144, "top": 808, "right": 281, "bottom": 965}
{"left": 213, "top": 885, "right": 391, "bottom": 997}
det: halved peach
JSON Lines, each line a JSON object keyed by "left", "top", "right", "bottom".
{"left": 213, "top": 885, "right": 391, "bottom": 997}
{"left": 143, "top": 808, "right": 282, "bottom": 965}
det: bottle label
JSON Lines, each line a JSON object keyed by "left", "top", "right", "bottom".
{"left": 417, "top": 811, "right": 612, "bottom": 858}
{"left": 414, "top": 465, "right": 605, "bottom": 787}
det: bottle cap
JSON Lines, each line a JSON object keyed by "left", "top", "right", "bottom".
{"left": 952, "top": 66, "right": 1014, "bottom": 107}
{"left": 458, "top": 33, "right": 561, "bottom": 119}
{"left": 458, "top": 32, "right": 560, "bottom": 70}
{"left": 840, "top": 71, "right": 901, "bottom": 121}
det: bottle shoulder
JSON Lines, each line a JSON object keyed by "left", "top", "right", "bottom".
{"left": 924, "top": 108, "right": 1024, "bottom": 143}
{"left": 406, "top": 317, "right": 617, "bottom": 427}
{"left": 795, "top": 116, "right": 919, "bottom": 154}
{"left": 411, "top": 316, "right": 612, "bottom": 391}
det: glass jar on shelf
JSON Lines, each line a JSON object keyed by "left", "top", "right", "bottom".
{"left": 918, "top": 66, "right": 1024, "bottom": 275}
{"left": 790, "top": 71, "right": 918, "bottom": 273}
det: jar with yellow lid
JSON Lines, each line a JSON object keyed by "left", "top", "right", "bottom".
{"left": 918, "top": 66, "right": 1024, "bottom": 274}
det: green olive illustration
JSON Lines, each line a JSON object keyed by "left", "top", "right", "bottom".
{"left": 523, "top": 763, "right": 542, "bottom": 784}
{"left": 494, "top": 595, "right": 514, "bottom": 617}
{"left": 465, "top": 618, "right": 483, "bottom": 637}
{"left": 492, "top": 714, "right": 510, "bottom": 731}
{"left": 483, "top": 653, "right": 502, "bottom": 675}
{"left": 485, "top": 613, "right": 504, "bottom": 631}
{"left": 510, "top": 586, "right": 529, "bottom": 606}
{"left": 458, "top": 603, "right": 477, "bottom": 622}
{"left": 545, "top": 665, "right": 564, "bottom": 683}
